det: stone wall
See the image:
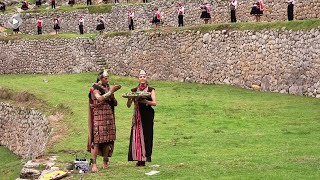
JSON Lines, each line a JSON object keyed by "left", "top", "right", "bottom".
{"left": 1, "top": 28, "right": 320, "bottom": 97}
{"left": 1, "top": 0, "right": 320, "bottom": 34}
{"left": 98, "top": 29, "right": 320, "bottom": 97}
{"left": 0, "top": 38, "right": 98, "bottom": 74}
{"left": 0, "top": 102, "right": 51, "bottom": 159}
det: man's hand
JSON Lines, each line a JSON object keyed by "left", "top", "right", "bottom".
{"left": 109, "top": 94, "right": 115, "bottom": 100}
{"left": 110, "top": 85, "right": 121, "bottom": 94}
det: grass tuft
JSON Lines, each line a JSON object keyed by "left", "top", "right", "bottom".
{"left": 103, "top": 31, "right": 131, "bottom": 38}
{"left": 87, "top": 4, "right": 112, "bottom": 14}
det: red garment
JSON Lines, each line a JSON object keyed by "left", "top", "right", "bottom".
{"left": 206, "top": 4, "right": 211, "bottom": 13}
{"left": 128, "top": 11, "right": 134, "bottom": 18}
{"left": 259, "top": 0, "right": 264, "bottom": 11}
{"left": 138, "top": 83, "right": 147, "bottom": 91}
{"left": 156, "top": 11, "right": 161, "bottom": 19}
{"left": 37, "top": 20, "right": 43, "bottom": 27}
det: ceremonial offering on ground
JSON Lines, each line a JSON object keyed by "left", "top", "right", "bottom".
{"left": 40, "top": 170, "right": 68, "bottom": 180}
{"left": 122, "top": 91, "right": 151, "bottom": 98}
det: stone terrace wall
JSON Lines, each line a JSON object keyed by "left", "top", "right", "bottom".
{"left": 0, "top": 0, "right": 320, "bottom": 34}
{"left": 0, "top": 38, "right": 98, "bottom": 74}
{"left": 99, "top": 29, "right": 320, "bottom": 97}
{"left": 0, "top": 102, "right": 51, "bottom": 159}
{"left": 1, "top": 29, "right": 320, "bottom": 97}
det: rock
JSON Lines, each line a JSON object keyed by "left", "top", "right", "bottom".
{"left": 223, "top": 79, "right": 230, "bottom": 85}
{"left": 251, "top": 84, "right": 261, "bottom": 91}
{"left": 51, "top": 167, "right": 60, "bottom": 171}
{"left": 45, "top": 162, "right": 55, "bottom": 169}
{"left": 221, "top": 30, "right": 227, "bottom": 34}
{"left": 24, "top": 160, "right": 40, "bottom": 168}
{"left": 280, "top": 89, "right": 288, "bottom": 94}
{"left": 202, "top": 33, "right": 211, "bottom": 44}
{"left": 180, "top": 45, "right": 186, "bottom": 53}
{"left": 289, "top": 85, "right": 303, "bottom": 95}
{"left": 185, "top": 77, "right": 192, "bottom": 82}
{"left": 186, "top": 46, "right": 193, "bottom": 54}
{"left": 20, "top": 168, "right": 41, "bottom": 179}
{"left": 261, "top": 75, "right": 271, "bottom": 91}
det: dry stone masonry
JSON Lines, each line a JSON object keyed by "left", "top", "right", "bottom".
{"left": 98, "top": 29, "right": 320, "bottom": 98}
{"left": 0, "top": 0, "right": 320, "bottom": 34}
{"left": 0, "top": 38, "right": 98, "bottom": 74}
{"left": 0, "top": 102, "right": 51, "bottom": 158}
{"left": 1, "top": 28, "right": 320, "bottom": 97}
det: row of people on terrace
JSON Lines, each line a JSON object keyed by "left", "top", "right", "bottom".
{"left": 2, "top": 0, "right": 295, "bottom": 24}
{"left": 9, "top": 0, "right": 296, "bottom": 35}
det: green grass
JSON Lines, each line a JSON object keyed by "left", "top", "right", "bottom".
{"left": 87, "top": 4, "right": 112, "bottom": 14}
{"left": 0, "top": 147, "right": 23, "bottom": 180}
{"left": 0, "top": 5, "right": 17, "bottom": 14}
{"left": 173, "top": 19, "right": 320, "bottom": 32}
{"left": 0, "top": 32, "right": 97, "bottom": 42}
{"left": 104, "top": 31, "right": 131, "bottom": 38}
{"left": 0, "top": 73, "right": 320, "bottom": 179}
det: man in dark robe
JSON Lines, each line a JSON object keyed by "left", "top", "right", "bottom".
{"left": 87, "top": 70, "right": 121, "bottom": 172}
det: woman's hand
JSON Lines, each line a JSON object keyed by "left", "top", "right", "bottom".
{"left": 138, "top": 99, "right": 148, "bottom": 104}
{"left": 127, "top": 96, "right": 135, "bottom": 108}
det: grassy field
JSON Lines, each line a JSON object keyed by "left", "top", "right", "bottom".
{"left": 0, "top": 147, "right": 22, "bottom": 179}
{"left": 0, "top": 72, "right": 320, "bottom": 179}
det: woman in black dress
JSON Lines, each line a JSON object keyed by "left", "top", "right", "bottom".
{"left": 53, "top": 16, "right": 61, "bottom": 34}
{"left": 96, "top": 15, "right": 106, "bottom": 35}
{"left": 21, "top": 0, "right": 29, "bottom": 10}
{"left": 13, "top": 27, "right": 19, "bottom": 34}
{"left": 200, "top": 2, "right": 212, "bottom": 24}
{"left": 127, "top": 70, "right": 157, "bottom": 166}
{"left": 250, "top": 0, "right": 263, "bottom": 22}
{"left": 151, "top": 7, "right": 161, "bottom": 27}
